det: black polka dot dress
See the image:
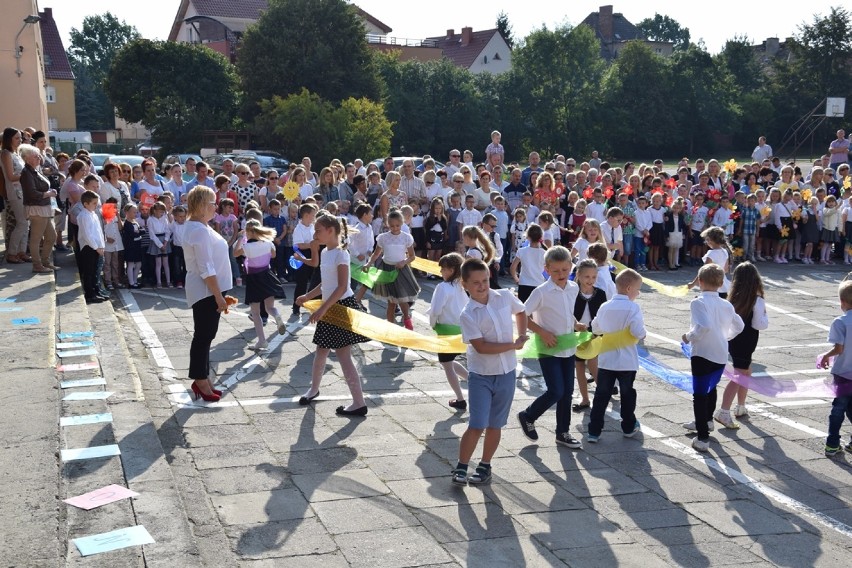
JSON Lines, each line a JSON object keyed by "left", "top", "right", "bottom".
{"left": 312, "top": 295, "right": 371, "bottom": 349}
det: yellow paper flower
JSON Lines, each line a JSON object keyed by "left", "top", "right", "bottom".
{"left": 727, "top": 202, "right": 735, "bottom": 211}
{"left": 761, "top": 206, "right": 772, "bottom": 217}
{"left": 844, "top": 176, "right": 851, "bottom": 190}
{"left": 724, "top": 159, "right": 738, "bottom": 174}
{"left": 791, "top": 209, "right": 801, "bottom": 221}
{"left": 750, "top": 184, "right": 762, "bottom": 194}
{"left": 802, "top": 189, "right": 813, "bottom": 201}
{"left": 780, "top": 226, "right": 790, "bottom": 238}
{"left": 733, "top": 247, "right": 744, "bottom": 258}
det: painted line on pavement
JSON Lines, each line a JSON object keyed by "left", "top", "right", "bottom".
{"left": 765, "top": 303, "right": 830, "bottom": 331}
{"left": 754, "top": 399, "right": 828, "bottom": 408}
{"left": 119, "top": 289, "right": 175, "bottom": 395}
{"left": 746, "top": 406, "right": 826, "bottom": 437}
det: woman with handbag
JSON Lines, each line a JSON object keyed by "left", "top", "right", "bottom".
{"left": 19, "top": 144, "right": 59, "bottom": 273}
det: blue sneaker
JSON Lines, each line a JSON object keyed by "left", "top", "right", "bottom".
{"left": 587, "top": 434, "right": 600, "bottom": 444}
{"left": 624, "top": 420, "right": 641, "bottom": 438}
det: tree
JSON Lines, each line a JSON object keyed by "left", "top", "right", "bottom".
{"left": 636, "top": 14, "right": 691, "bottom": 51}
{"left": 716, "top": 35, "right": 761, "bottom": 91}
{"left": 336, "top": 98, "right": 394, "bottom": 162}
{"left": 104, "top": 40, "right": 239, "bottom": 153}
{"left": 66, "top": 13, "right": 140, "bottom": 130}
{"left": 496, "top": 11, "right": 514, "bottom": 49}
{"left": 790, "top": 7, "right": 852, "bottom": 100}
{"left": 237, "top": 0, "right": 381, "bottom": 120}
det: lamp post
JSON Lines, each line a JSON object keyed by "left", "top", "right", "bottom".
{"left": 14, "top": 14, "right": 41, "bottom": 77}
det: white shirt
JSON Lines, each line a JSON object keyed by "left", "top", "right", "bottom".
{"left": 516, "top": 245, "right": 546, "bottom": 286}
{"left": 103, "top": 219, "right": 123, "bottom": 253}
{"left": 429, "top": 281, "right": 469, "bottom": 328}
{"left": 457, "top": 208, "right": 483, "bottom": 228}
{"left": 586, "top": 201, "right": 607, "bottom": 223}
{"left": 713, "top": 207, "right": 733, "bottom": 235}
{"left": 182, "top": 220, "right": 233, "bottom": 307}
{"left": 98, "top": 180, "right": 123, "bottom": 205}
{"left": 572, "top": 238, "right": 592, "bottom": 263}
{"left": 752, "top": 144, "right": 773, "bottom": 163}
{"left": 426, "top": 184, "right": 449, "bottom": 204}
{"left": 602, "top": 222, "right": 622, "bottom": 246}
{"left": 147, "top": 214, "right": 171, "bottom": 248}
{"left": 524, "top": 279, "right": 580, "bottom": 358}
{"left": 539, "top": 224, "right": 560, "bottom": 247}
{"left": 590, "top": 294, "right": 646, "bottom": 371}
{"left": 749, "top": 297, "right": 770, "bottom": 331}
{"left": 399, "top": 175, "right": 427, "bottom": 202}
{"left": 299, "top": 183, "right": 315, "bottom": 200}
{"left": 460, "top": 289, "right": 525, "bottom": 375}
{"left": 171, "top": 220, "right": 188, "bottom": 247}
{"left": 77, "top": 209, "right": 105, "bottom": 251}
{"left": 685, "top": 292, "right": 744, "bottom": 365}
{"left": 702, "top": 248, "right": 731, "bottom": 293}
{"left": 634, "top": 208, "right": 652, "bottom": 233}
{"left": 320, "top": 247, "right": 353, "bottom": 301}
{"left": 137, "top": 179, "right": 164, "bottom": 197}
{"left": 292, "top": 222, "right": 314, "bottom": 249}
{"left": 349, "top": 221, "right": 374, "bottom": 266}
{"left": 376, "top": 231, "right": 414, "bottom": 264}
{"left": 595, "top": 266, "right": 616, "bottom": 300}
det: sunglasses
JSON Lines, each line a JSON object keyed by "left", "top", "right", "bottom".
{"left": 268, "top": 176, "right": 279, "bottom": 180}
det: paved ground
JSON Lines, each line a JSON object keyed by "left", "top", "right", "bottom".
{"left": 2, "top": 248, "right": 852, "bottom": 566}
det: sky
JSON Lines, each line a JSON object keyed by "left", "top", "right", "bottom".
{"left": 46, "top": 0, "right": 842, "bottom": 55}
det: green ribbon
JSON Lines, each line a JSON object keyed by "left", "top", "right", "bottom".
{"left": 433, "top": 323, "right": 462, "bottom": 336}
{"left": 519, "top": 331, "right": 595, "bottom": 359}
{"left": 350, "top": 264, "right": 398, "bottom": 288}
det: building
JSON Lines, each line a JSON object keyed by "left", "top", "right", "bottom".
{"left": 0, "top": 0, "right": 48, "bottom": 133}
{"left": 426, "top": 27, "right": 512, "bottom": 74}
{"left": 39, "top": 7, "right": 76, "bottom": 131}
{"left": 581, "top": 5, "right": 673, "bottom": 61}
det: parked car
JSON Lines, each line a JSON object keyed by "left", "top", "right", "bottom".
{"left": 87, "top": 153, "right": 113, "bottom": 170}
{"left": 233, "top": 150, "right": 290, "bottom": 174}
{"left": 369, "top": 156, "right": 446, "bottom": 173}
{"left": 107, "top": 155, "right": 147, "bottom": 168}
{"left": 163, "top": 154, "right": 202, "bottom": 168}
{"left": 205, "top": 153, "right": 237, "bottom": 176}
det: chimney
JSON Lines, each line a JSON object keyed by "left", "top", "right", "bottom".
{"left": 599, "top": 5, "right": 613, "bottom": 41}
{"left": 461, "top": 26, "right": 473, "bottom": 47}
{"left": 43, "top": 7, "right": 52, "bottom": 17}
{"left": 765, "top": 37, "right": 780, "bottom": 56}
{"left": 446, "top": 29, "right": 454, "bottom": 40}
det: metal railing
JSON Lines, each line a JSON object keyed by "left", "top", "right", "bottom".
{"left": 365, "top": 34, "right": 438, "bottom": 48}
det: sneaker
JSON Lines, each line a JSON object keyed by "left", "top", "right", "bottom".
{"left": 683, "top": 420, "right": 714, "bottom": 432}
{"left": 586, "top": 434, "right": 600, "bottom": 443}
{"left": 824, "top": 445, "right": 842, "bottom": 457}
{"left": 624, "top": 420, "right": 641, "bottom": 438}
{"left": 692, "top": 438, "right": 710, "bottom": 452}
{"left": 844, "top": 441, "right": 852, "bottom": 452}
{"left": 713, "top": 409, "right": 739, "bottom": 429}
{"left": 176, "top": 282, "right": 184, "bottom": 289}
{"left": 274, "top": 314, "right": 286, "bottom": 335}
{"left": 249, "top": 342, "right": 268, "bottom": 352}
{"left": 451, "top": 467, "right": 468, "bottom": 485}
{"left": 734, "top": 404, "right": 749, "bottom": 418}
{"left": 555, "top": 433, "right": 583, "bottom": 448}
{"left": 468, "top": 464, "right": 492, "bottom": 485}
{"left": 403, "top": 318, "right": 414, "bottom": 331}
{"left": 518, "top": 411, "right": 538, "bottom": 441}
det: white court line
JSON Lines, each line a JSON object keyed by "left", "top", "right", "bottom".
{"left": 132, "top": 289, "right": 252, "bottom": 317}
{"left": 762, "top": 278, "right": 816, "bottom": 297}
{"left": 753, "top": 400, "right": 828, "bottom": 408}
{"left": 645, "top": 331, "right": 681, "bottom": 347}
{"left": 119, "top": 289, "right": 176, "bottom": 389}
{"left": 765, "top": 303, "right": 830, "bottom": 331}
{"left": 746, "top": 406, "right": 826, "bottom": 437}
{"left": 756, "top": 343, "right": 830, "bottom": 350}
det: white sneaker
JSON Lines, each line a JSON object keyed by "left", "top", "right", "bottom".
{"left": 713, "top": 409, "right": 739, "bottom": 429}
{"left": 734, "top": 404, "right": 749, "bottom": 418}
{"left": 692, "top": 438, "right": 710, "bottom": 452}
{"left": 249, "top": 341, "right": 268, "bottom": 352}
{"left": 274, "top": 314, "right": 286, "bottom": 335}
{"left": 683, "top": 420, "right": 714, "bottom": 432}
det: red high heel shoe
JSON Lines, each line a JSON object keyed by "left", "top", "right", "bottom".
{"left": 191, "top": 382, "right": 220, "bottom": 402}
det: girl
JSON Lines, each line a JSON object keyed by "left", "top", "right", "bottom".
{"left": 842, "top": 196, "right": 852, "bottom": 264}
{"left": 571, "top": 259, "right": 606, "bottom": 411}
{"left": 425, "top": 197, "right": 448, "bottom": 266}
{"left": 648, "top": 192, "right": 667, "bottom": 271}
{"left": 715, "top": 262, "right": 769, "bottom": 428}
{"left": 234, "top": 220, "right": 287, "bottom": 351}
{"left": 295, "top": 215, "right": 370, "bottom": 416}
{"left": 214, "top": 174, "right": 239, "bottom": 217}
{"left": 760, "top": 188, "right": 782, "bottom": 261}
{"left": 462, "top": 225, "right": 497, "bottom": 288}
{"left": 428, "top": 253, "right": 469, "bottom": 410}
{"left": 349, "top": 203, "right": 374, "bottom": 303}
{"left": 121, "top": 203, "right": 144, "bottom": 289}
{"left": 800, "top": 196, "right": 820, "bottom": 264}
{"left": 773, "top": 189, "right": 794, "bottom": 263}
{"left": 409, "top": 199, "right": 427, "bottom": 260}
{"left": 509, "top": 207, "right": 528, "bottom": 262}
{"left": 102, "top": 198, "right": 124, "bottom": 290}
{"left": 566, "top": 198, "right": 587, "bottom": 246}
{"left": 510, "top": 224, "right": 546, "bottom": 302}
{"left": 214, "top": 198, "right": 241, "bottom": 286}
{"left": 664, "top": 199, "right": 687, "bottom": 270}
{"left": 282, "top": 203, "right": 299, "bottom": 282}
{"left": 820, "top": 195, "right": 840, "bottom": 264}
{"left": 366, "top": 209, "right": 420, "bottom": 329}
{"left": 147, "top": 201, "right": 172, "bottom": 288}
{"left": 688, "top": 226, "right": 732, "bottom": 298}
{"left": 571, "top": 218, "right": 606, "bottom": 264}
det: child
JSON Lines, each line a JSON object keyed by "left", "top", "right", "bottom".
{"left": 234, "top": 220, "right": 287, "bottom": 351}
{"left": 509, "top": 207, "right": 528, "bottom": 263}
{"left": 463, "top": 225, "right": 496, "bottom": 265}
{"left": 585, "top": 189, "right": 607, "bottom": 223}
{"left": 537, "top": 211, "right": 559, "bottom": 248}
{"left": 818, "top": 280, "right": 852, "bottom": 456}
{"left": 446, "top": 192, "right": 463, "bottom": 253}
{"left": 170, "top": 205, "right": 188, "bottom": 289}
{"left": 429, "top": 253, "right": 470, "bottom": 410}
{"left": 510, "top": 224, "right": 546, "bottom": 302}
{"left": 295, "top": 215, "right": 370, "bottom": 416}
{"left": 773, "top": 190, "right": 794, "bottom": 263}
{"left": 586, "top": 269, "right": 647, "bottom": 442}
{"left": 452, "top": 258, "right": 528, "bottom": 485}
{"left": 492, "top": 196, "right": 510, "bottom": 273}
{"left": 572, "top": 260, "right": 606, "bottom": 410}
{"left": 77, "top": 191, "right": 107, "bottom": 304}
{"left": 801, "top": 196, "right": 820, "bottom": 264}
{"left": 712, "top": 195, "right": 734, "bottom": 240}
{"left": 820, "top": 195, "right": 840, "bottom": 264}
{"left": 349, "top": 203, "right": 374, "bottom": 302}
{"left": 102, "top": 198, "right": 124, "bottom": 290}
{"left": 572, "top": 218, "right": 605, "bottom": 264}
{"left": 425, "top": 198, "right": 449, "bottom": 264}
{"left": 648, "top": 192, "right": 666, "bottom": 271}
{"left": 518, "top": 246, "right": 584, "bottom": 448}
{"left": 291, "top": 203, "right": 317, "bottom": 316}
{"left": 740, "top": 194, "right": 760, "bottom": 263}
{"left": 588, "top": 242, "right": 616, "bottom": 300}
{"left": 283, "top": 203, "right": 299, "bottom": 281}
{"left": 682, "top": 264, "right": 744, "bottom": 452}
{"left": 633, "top": 195, "right": 651, "bottom": 271}
{"left": 714, "top": 262, "right": 769, "bottom": 428}
{"left": 147, "top": 201, "right": 172, "bottom": 288}
{"left": 263, "top": 198, "right": 288, "bottom": 281}
{"left": 688, "top": 192, "right": 709, "bottom": 266}
{"left": 121, "top": 204, "right": 144, "bottom": 289}
{"left": 480, "top": 213, "right": 504, "bottom": 287}
{"left": 485, "top": 130, "right": 504, "bottom": 168}
{"left": 458, "top": 194, "right": 483, "bottom": 235}
{"left": 366, "top": 209, "right": 420, "bottom": 329}
{"left": 602, "top": 207, "right": 624, "bottom": 261}
{"left": 688, "top": 227, "right": 732, "bottom": 298}
{"left": 664, "top": 199, "right": 687, "bottom": 270}
{"left": 408, "top": 200, "right": 426, "bottom": 260}
{"left": 566, "top": 198, "right": 587, "bottom": 246}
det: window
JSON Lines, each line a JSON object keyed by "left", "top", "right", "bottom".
{"left": 44, "top": 54, "right": 52, "bottom": 66}
{"left": 45, "top": 85, "right": 56, "bottom": 103}
{"left": 48, "top": 118, "right": 58, "bottom": 130}
{"left": 494, "top": 53, "right": 502, "bottom": 61}
{"left": 483, "top": 55, "right": 488, "bottom": 64}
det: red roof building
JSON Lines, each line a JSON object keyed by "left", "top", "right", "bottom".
{"left": 39, "top": 7, "right": 76, "bottom": 130}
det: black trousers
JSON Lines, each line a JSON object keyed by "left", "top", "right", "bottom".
{"left": 189, "top": 294, "right": 222, "bottom": 380}
{"left": 170, "top": 245, "right": 186, "bottom": 285}
{"left": 79, "top": 246, "right": 100, "bottom": 299}
{"left": 292, "top": 264, "right": 314, "bottom": 310}
{"left": 691, "top": 356, "right": 724, "bottom": 441}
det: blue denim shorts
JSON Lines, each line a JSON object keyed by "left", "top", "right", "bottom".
{"left": 467, "top": 370, "right": 516, "bottom": 429}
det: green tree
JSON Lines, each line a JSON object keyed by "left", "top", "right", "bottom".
{"left": 792, "top": 7, "right": 852, "bottom": 98}
{"left": 636, "top": 14, "right": 691, "bottom": 51}
{"left": 237, "top": 0, "right": 381, "bottom": 120}
{"left": 104, "top": 40, "right": 239, "bottom": 153}
{"left": 66, "top": 13, "right": 140, "bottom": 130}
{"left": 336, "top": 98, "right": 393, "bottom": 162}
{"left": 496, "top": 11, "right": 514, "bottom": 49}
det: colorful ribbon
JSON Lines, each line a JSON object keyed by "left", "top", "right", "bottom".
{"left": 433, "top": 323, "right": 462, "bottom": 336}
{"left": 350, "top": 264, "right": 398, "bottom": 288}
{"left": 411, "top": 256, "right": 442, "bottom": 276}
{"left": 518, "top": 331, "right": 594, "bottom": 359}
{"left": 637, "top": 345, "right": 696, "bottom": 393}
{"left": 612, "top": 261, "right": 691, "bottom": 298}
{"left": 575, "top": 328, "right": 639, "bottom": 360}
{"left": 302, "top": 300, "right": 466, "bottom": 353}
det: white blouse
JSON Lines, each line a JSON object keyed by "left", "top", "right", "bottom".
{"left": 183, "top": 221, "right": 233, "bottom": 307}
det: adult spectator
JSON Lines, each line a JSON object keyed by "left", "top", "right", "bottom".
{"left": 182, "top": 185, "right": 232, "bottom": 402}
{"left": 182, "top": 157, "right": 197, "bottom": 182}
{"left": 399, "top": 158, "right": 427, "bottom": 205}
{"left": 221, "top": 158, "right": 239, "bottom": 185}
{"left": 354, "top": 158, "right": 366, "bottom": 176}
{"left": 62, "top": 159, "right": 88, "bottom": 249}
{"left": 503, "top": 167, "right": 526, "bottom": 212}
{"left": 751, "top": 136, "right": 773, "bottom": 164}
{"left": 137, "top": 160, "right": 166, "bottom": 213}
{"left": 302, "top": 157, "right": 318, "bottom": 186}
{"left": 231, "top": 163, "right": 258, "bottom": 216}
{"left": 1, "top": 128, "right": 29, "bottom": 263}
{"left": 338, "top": 163, "right": 358, "bottom": 202}
{"left": 185, "top": 161, "right": 215, "bottom": 192}
{"left": 491, "top": 165, "right": 509, "bottom": 191}
{"left": 19, "top": 143, "right": 58, "bottom": 273}
{"left": 588, "top": 150, "right": 602, "bottom": 170}
{"left": 424, "top": 170, "right": 446, "bottom": 203}
{"left": 521, "top": 152, "right": 542, "bottom": 186}
{"left": 249, "top": 160, "right": 262, "bottom": 180}
{"left": 444, "top": 150, "right": 462, "bottom": 179}
{"left": 32, "top": 131, "right": 59, "bottom": 176}
{"left": 100, "top": 163, "right": 131, "bottom": 212}
{"left": 829, "top": 129, "right": 849, "bottom": 168}
{"left": 380, "top": 156, "right": 395, "bottom": 180}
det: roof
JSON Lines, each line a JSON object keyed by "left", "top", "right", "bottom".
{"left": 426, "top": 28, "right": 502, "bottom": 69}
{"left": 184, "top": 15, "right": 256, "bottom": 34}
{"left": 352, "top": 6, "right": 392, "bottom": 34}
{"left": 580, "top": 10, "right": 645, "bottom": 42}
{"left": 39, "top": 8, "right": 75, "bottom": 81}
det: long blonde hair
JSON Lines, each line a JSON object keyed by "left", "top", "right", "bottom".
{"left": 462, "top": 225, "right": 495, "bottom": 264}
{"left": 577, "top": 218, "right": 606, "bottom": 245}
{"left": 245, "top": 219, "right": 276, "bottom": 241}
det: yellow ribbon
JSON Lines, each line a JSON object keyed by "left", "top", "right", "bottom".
{"left": 576, "top": 328, "right": 639, "bottom": 359}
{"left": 612, "top": 261, "right": 691, "bottom": 298}
{"left": 410, "top": 256, "right": 442, "bottom": 276}
{"left": 302, "top": 300, "right": 466, "bottom": 353}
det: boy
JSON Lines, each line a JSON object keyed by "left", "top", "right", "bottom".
{"left": 264, "top": 198, "right": 288, "bottom": 282}
{"left": 588, "top": 242, "right": 616, "bottom": 300}
{"left": 603, "top": 207, "right": 624, "bottom": 261}
{"left": 739, "top": 193, "right": 759, "bottom": 262}
{"left": 688, "top": 192, "right": 709, "bottom": 265}
{"left": 453, "top": 259, "right": 528, "bottom": 485}
{"left": 617, "top": 193, "right": 636, "bottom": 267}
{"left": 712, "top": 195, "right": 733, "bottom": 237}
{"left": 447, "top": 192, "right": 463, "bottom": 253}
{"left": 291, "top": 203, "right": 317, "bottom": 316}
{"left": 492, "top": 196, "right": 510, "bottom": 274}
{"left": 170, "top": 205, "right": 188, "bottom": 289}
{"left": 682, "top": 264, "right": 744, "bottom": 452}
{"left": 522, "top": 192, "right": 540, "bottom": 222}
{"left": 77, "top": 190, "right": 107, "bottom": 304}
{"left": 586, "top": 269, "right": 646, "bottom": 442}
{"left": 518, "top": 246, "right": 583, "bottom": 449}
{"left": 458, "top": 194, "right": 483, "bottom": 234}
{"left": 633, "top": 195, "right": 651, "bottom": 271}
{"left": 586, "top": 189, "right": 607, "bottom": 223}
{"left": 485, "top": 130, "right": 504, "bottom": 168}
{"left": 818, "top": 280, "right": 852, "bottom": 457}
